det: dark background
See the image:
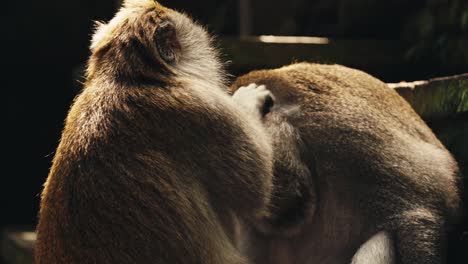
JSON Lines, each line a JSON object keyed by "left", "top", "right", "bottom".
{"left": 3, "top": 0, "right": 468, "bottom": 262}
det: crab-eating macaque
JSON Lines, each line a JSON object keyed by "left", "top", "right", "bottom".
{"left": 35, "top": 1, "right": 275, "bottom": 263}
{"left": 231, "top": 63, "right": 461, "bottom": 264}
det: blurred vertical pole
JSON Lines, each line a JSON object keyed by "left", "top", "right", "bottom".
{"left": 239, "top": 0, "right": 252, "bottom": 37}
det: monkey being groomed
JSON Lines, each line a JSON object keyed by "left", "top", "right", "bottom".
{"left": 35, "top": 0, "right": 276, "bottom": 263}
{"left": 231, "top": 63, "right": 462, "bottom": 264}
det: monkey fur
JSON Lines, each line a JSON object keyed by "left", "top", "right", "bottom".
{"left": 231, "top": 63, "right": 461, "bottom": 264}
{"left": 35, "top": 1, "right": 274, "bottom": 263}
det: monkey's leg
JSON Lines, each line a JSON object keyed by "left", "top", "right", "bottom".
{"left": 394, "top": 208, "right": 446, "bottom": 264}
{"left": 351, "top": 231, "right": 395, "bottom": 264}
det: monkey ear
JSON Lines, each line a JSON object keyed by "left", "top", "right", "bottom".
{"left": 154, "top": 21, "right": 181, "bottom": 64}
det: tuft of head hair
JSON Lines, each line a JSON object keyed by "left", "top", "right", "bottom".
{"left": 123, "top": 0, "right": 158, "bottom": 8}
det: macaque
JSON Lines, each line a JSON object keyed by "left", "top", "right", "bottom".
{"left": 35, "top": 1, "right": 274, "bottom": 263}
{"left": 231, "top": 63, "right": 461, "bottom": 264}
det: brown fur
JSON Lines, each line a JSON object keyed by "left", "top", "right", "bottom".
{"left": 35, "top": 1, "right": 273, "bottom": 263}
{"left": 231, "top": 63, "right": 461, "bottom": 264}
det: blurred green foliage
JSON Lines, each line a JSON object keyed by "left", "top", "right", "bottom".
{"left": 404, "top": 0, "right": 468, "bottom": 70}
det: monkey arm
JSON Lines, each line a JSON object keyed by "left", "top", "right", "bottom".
{"left": 232, "top": 83, "right": 317, "bottom": 236}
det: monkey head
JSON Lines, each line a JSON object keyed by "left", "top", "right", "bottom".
{"left": 87, "top": 0, "right": 225, "bottom": 89}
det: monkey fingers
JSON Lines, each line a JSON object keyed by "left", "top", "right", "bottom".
{"left": 232, "top": 83, "right": 275, "bottom": 119}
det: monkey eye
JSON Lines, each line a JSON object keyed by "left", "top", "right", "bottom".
{"left": 154, "top": 21, "right": 181, "bottom": 63}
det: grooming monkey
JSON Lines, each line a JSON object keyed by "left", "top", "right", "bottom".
{"left": 36, "top": 0, "right": 275, "bottom": 263}
{"left": 231, "top": 63, "right": 461, "bottom": 264}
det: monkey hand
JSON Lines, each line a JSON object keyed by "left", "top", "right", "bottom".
{"left": 232, "top": 83, "right": 274, "bottom": 119}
